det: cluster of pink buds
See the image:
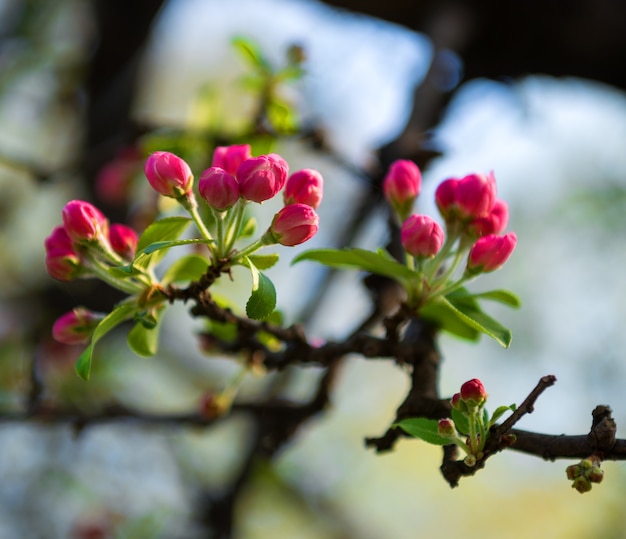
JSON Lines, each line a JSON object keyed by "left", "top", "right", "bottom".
{"left": 45, "top": 200, "right": 141, "bottom": 345}
{"left": 143, "top": 146, "right": 322, "bottom": 257}
{"left": 46, "top": 145, "right": 324, "bottom": 349}
{"left": 382, "top": 160, "right": 516, "bottom": 307}
{"left": 45, "top": 200, "right": 139, "bottom": 283}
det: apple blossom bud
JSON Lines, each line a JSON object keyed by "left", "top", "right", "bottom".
{"left": 468, "top": 199, "right": 509, "bottom": 237}
{"left": 266, "top": 203, "right": 319, "bottom": 246}
{"left": 460, "top": 378, "right": 487, "bottom": 407}
{"left": 451, "top": 392, "right": 462, "bottom": 409}
{"left": 211, "top": 144, "right": 252, "bottom": 176}
{"left": 435, "top": 178, "right": 459, "bottom": 221}
{"left": 566, "top": 464, "right": 579, "bottom": 480}
{"left": 436, "top": 172, "right": 497, "bottom": 222}
{"left": 61, "top": 200, "right": 109, "bottom": 243}
{"left": 198, "top": 167, "right": 240, "bottom": 211}
{"left": 144, "top": 151, "right": 193, "bottom": 198}
{"left": 237, "top": 154, "right": 288, "bottom": 203}
{"left": 438, "top": 418, "right": 456, "bottom": 438}
{"left": 383, "top": 159, "right": 421, "bottom": 220}
{"left": 109, "top": 223, "right": 138, "bottom": 260}
{"left": 44, "top": 226, "right": 83, "bottom": 281}
{"left": 400, "top": 214, "right": 444, "bottom": 258}
{"left": 52, "top": 308, "right": 104, "bottom": 345}
{"left": 284, "top": 169, "right": 324, "bottom": 209}
{"left": 588, "top": 465, "right": 604, "bottom": 483}
{"left": 466, "top": 232, "right": 517, "bottom": 275}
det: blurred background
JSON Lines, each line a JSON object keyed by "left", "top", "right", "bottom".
{"left": 1, "top": 0, "right": 626, "bottom": 537}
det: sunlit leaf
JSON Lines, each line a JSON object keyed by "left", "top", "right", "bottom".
{"left": 75, "top": 303, "right": 136, "bottom": 380}
{"left": 293, "top": 248, "right": 416, "bottom": 285}
{"left": 394, "top": 418, "right": 451, "bottom": 445}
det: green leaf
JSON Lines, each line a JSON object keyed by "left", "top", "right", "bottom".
{"left": 231, "top": 36, "right": 270, "bottom": 71}
{"left": 456, "top": 289, "right": 521, "bottom": 308}
{"left": 136, "top": 216, "right": 192, "bottom": 253}
{"left": 132, "top": 216, "right": 192, "bottom": 271}
{"left": 394, "top": 418, "right": 452, "bottom": 446}
{"left": 161, "top": 254, "right": 209, "bottom": 285}
{"left": 419, "top": 300, "right": 481, "bottom": 342}
{"left": 239, "top": 216, "right": 256, "bottom": 238}
{"left": 248, "top": 253, "right": 279, "bottom": 270}
{"left": 439, "top": 293, "right": 513, "bottom": 348}
{"left": 451, "top": 407, "right": 470, "bottom": 436}
{"left": 293, "top": 248, "right": 416, "bottom": 285}
{"left": 127, "top": 312, "right": 163, "bottom": 357}
{"left": 488, "top": 404, "right": 517, "bottom": 427}
{"left": 244, "top": 258, "right": 277, "bottom": 320}
{"left": 75, "top": 303, "right": 136, "bottom": 380}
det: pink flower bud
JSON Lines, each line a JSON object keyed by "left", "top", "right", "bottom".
{"left": 237, "top": 154, "right": 288, "bottom": 203}
{"left": 460, "top": 378, "right": 487, "bottom": 407}
{"left": 435, "top": 178, "right": 459, "bottom": 220}
{"left": 383, "top": 159, "right": 421, "bottom": 219}
{"left": 144, "top": 151, "right": 193, "bottom": 198}
{"left": 466, "top": 232, "right": 517, "bottom": 274}
{"left": 451, "top": 392, "right": 462, "bottom": 409}
{"left": 109, "top": 223, "right": 138, "bottom": 260}
{"left": 436, "top": 172, "right": 497, "bottom": 222}
{"left": 52, "top": 308, "right": 104, "bottom": 345}
{"left": 44, "top": 226, "right": 82, "bottom": 281}
{"left": 198, "top": 167, "right": 240, "bottom": 211}
{"left": 95, "top": 147, "right": 142, "bottom": 204}
{"left": 284, "top": 169, "right": 324, "bottom": 209}
{"left": 455, "top": 172, "right": 497, "bottom": 219}
{"left": 62, "top": 200, "right": 109, "bottom": 243}
{"left": 211, "top": 144, "right": 252, "bottom": 176}
{"left": 438, "top": 418, "right": 456, "bottom": 438}
{"left": 468, "top": 199, "right": 509, "bottom": 237}
{"left": 268, "top": 203, "right": 319, "bottom": 246}
{"left": 400, "top": 214, "right": 444, "bottom": 258}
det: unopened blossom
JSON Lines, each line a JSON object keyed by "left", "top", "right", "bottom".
{"left": 211, "top": 144, "right": 252, "bottom": 176}
{"left": 44, "top": 226, "right": 83, "bottom": 281}
{"left": 284, "top": 169, "right": 324, "bottom": 209}
{"left": 144, "top": 151, "right": 193, "bottom": 199}
{"left": 52, "top": 308, "right": 104, "bottom": 345}
{"left": 438, "top": 418, "right": 456, "bottom": 438}
{"left": 109, "top": 223, "right": 138, "bottom": 260}
{"left": 237, "top": 154, "right": 288, "bottom": 203}
{"left": 400, "top": 214, "right": 444, "bottom": 258}
{"left": 460, "top": 378, "right": 487, "bottom": 407}
{"left": 198, "top": 167, "right": 240, "bottom": 211}
{"left": 468, "top": 199, "right": 509, "bottom": 237}
{"left": 62, "top": 200, "right": 109, "bottom": 243}
{"left": 466, "top": 232, "right": 517, "bottom": 275}
{"left": 436, "top": 172, "right": 497, "bottom": 222}
{"left": 383, "top": 159, "right": 421, "bottom": 220}
{"left": 266, "top": 203, "right": 319, "bottom": 246}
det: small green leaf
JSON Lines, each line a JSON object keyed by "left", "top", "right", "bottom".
{"left": 161, "top": 254, "right": 209, "bottom": 285}
{"left": 441, "top": 294, "right": 513, "bottom": 348}
{"left": 244, "top": 259, "right": 277, "bottom": 320}
{"left": 239, "top": 216, "right": 256, "bottom": 238}
{"left": 248, "top": 253, "right": 279, "bottom": 270}
{"left": 75, "top": 303, "right": 136, "bottom": 380}
{"left": 451, "top": 407, "right": 470, "bottom": 436}
{"left": 127, "top": 313, "right": 163, "bottom": 357}
{"left": 419, "top": 301, "right": 481, "bottom": 342}
{"left": 133, "top": 239, "right": 212, "bottom": 273}
{"left": 136, "top": 216, "right": 192, "bottom": 253}
{"left": 293, "top": 248, "right": 416, "bottom": 285}
{"left": 456, "top": 289, "right": 521, "bottom": 308}
{"left": 488, "top": 404, "right": 517, "bottom": 427}
{"left": 232, "top": 36, "right": 270, "bottom": 71}
{"left": 394, "top": 418, "right": 452, "bottom": 445}
{"left": 132, "top": 217, "right": 192, "bottom": 272}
